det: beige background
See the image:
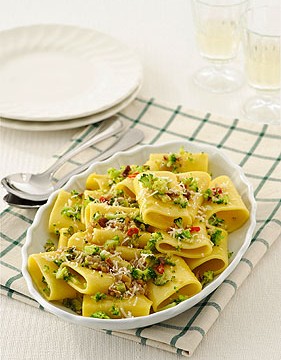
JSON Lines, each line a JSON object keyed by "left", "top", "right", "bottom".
{"left": 1, "top": 1, "right": 280, "bottom": 359}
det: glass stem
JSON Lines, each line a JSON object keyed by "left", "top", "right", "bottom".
{"left": 256, "top": 89, "right": 280, "bottom": 104}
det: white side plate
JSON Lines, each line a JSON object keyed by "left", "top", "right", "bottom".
{"left": 0, "top": 24, "right": 142, "bottom": 121}
{"left": 0, "top": 83, "right": 141, "bottom": 131}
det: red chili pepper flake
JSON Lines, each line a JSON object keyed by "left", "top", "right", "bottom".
{"left": 212, "top": 187, "right": 223, "bottom": 195}
{"left": 99, "top": 196, "right": 107, "bottom": 203}
{"left": 156, "top": 263, "right": 165, "bottom": 274}
{"left": 127, "top": 227, "right": 139, "bottom": 237}
{"left": 190, "top": 226, "right": 200, "bottom": 233}
{"left": 127, "top": 172, "right": 139, "bottom": 178}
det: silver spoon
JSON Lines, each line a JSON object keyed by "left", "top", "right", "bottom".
{"left": 1, "top": 116, "right": 124, "bottom": 201}
{"left": 3, "top": 127, "right": 144, "bottom": 205}
{"left": 3, "top": 193, "right": 45, "bottom": 209}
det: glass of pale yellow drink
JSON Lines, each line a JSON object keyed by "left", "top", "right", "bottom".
{"left": 191, "top": 0, "right": 248, "bottom": 93}
{"left": 242, "top": 6, "right": 280, "bottom": 124}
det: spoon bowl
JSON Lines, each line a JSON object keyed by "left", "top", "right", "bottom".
{"left": 3, "top": 193, "right": 45, "bottom": 209}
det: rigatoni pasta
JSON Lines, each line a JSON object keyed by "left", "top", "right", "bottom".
{"left": 28, "top": 147, "right": 250, "bottom": 319}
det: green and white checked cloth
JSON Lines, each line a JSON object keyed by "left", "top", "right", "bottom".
{"left": 1, "top": 97, "right": 280, "bottom": 357}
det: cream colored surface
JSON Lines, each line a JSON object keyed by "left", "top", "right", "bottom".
{"left": 0, "top": 0, "right": 280, "bottom": 359}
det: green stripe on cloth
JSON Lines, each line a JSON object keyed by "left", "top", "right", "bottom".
{"left": 170, "top": 294, "right": 213, "bottom": 347}
{"left": 188, "top": 113, "right": 210, "bottom": 141}
{"left": 239, "top": 124, "right": 267, "bottom": 167}
{"left": 151, "top": 105, "right": 182, "bottom": 143}
{"left": 217, "top": 118, "right": 239, "bottom": 148}
{"left": 1, "top": 96, "right": 280, "bottom": 357}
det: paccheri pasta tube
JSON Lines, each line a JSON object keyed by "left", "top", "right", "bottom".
{"left": 28, "top": 147, "right": 249, "bottom": 319}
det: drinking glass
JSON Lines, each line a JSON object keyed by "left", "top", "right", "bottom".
{"left": 191, "top": 0, "right": 248, "bottom": 93}
{"left": 242, "top": 6, "right": 280, "bottom": 124}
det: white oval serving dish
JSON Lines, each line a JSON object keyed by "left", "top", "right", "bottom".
{"left": 22, "top": 140, "right": 256, "bottom": 330}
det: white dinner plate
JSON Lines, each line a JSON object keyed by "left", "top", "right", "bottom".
{"left": 22, "top": 141, "right": 256, "bottom": 331}
{"left": 0, "top": 83, "right": 141, "bottom": 131}
{"left": 0, "top": 24, "right": 142, "bottom": 121}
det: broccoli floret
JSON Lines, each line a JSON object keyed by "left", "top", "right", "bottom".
{"left": 152, "top": 178, "right": 170, "bottom": 195}
{"left": 104, "top": 236, "right": 120, "bottom": 251}
{"left": 203, "top": 188, "right": 212, "bottom": 201}
{"left": 228, "top": 251, "right": 233, "bottom": 259}
{"left": 55, "top": 267, "right": 72, "bottom": 281}
{"left": 138, "top": 173, "right": 154, "bottom": 189}
{"left": 44, "top": 239, "right": 56, "bottom": 252}
{"left": 208, "top": 214, "right": 225, "bottom": 227}
{"left": 90, "top": 311, "right": 110, "bottom": 319}
{"left": 161, "top": 295, "right": 187, "bottom": 310}
{"left": 145, "top": 232, "right": 163, "bottom": 251}
{"left": 210, "top": 229, "right": 223, "bottom": 246}
{"left": 201, "top": 270, "right": 215, "bottom": 287}
{"left": 174, "top": 217, "right": 183, "bottom": 228}
{"left": 138, "top": 173, "right": 170, "bottom": 195}
{"left": 92, "top": 292, "right": 107, "bottom": 302}
{"left": 187, "top": 177, "right": 199, "bottom": 192}
{"left": 84, "top": 244, "right": 101, "bottom": 255}
{"left": 110, "top": 305, "right": 120, "bottom": 316}
{"left": 175, "top": 229, "right": 192, "bottom": 241}
{"left": 173, "top": 195, "right": 188, "bottom": 208}
{"left": 61, "top": 204, "right": 82, "bottom": 221}
{"left": 63, "top": 298, "right": 82, "bottom": 314}
{"left": 131, "top": 267, "right": 156, "bottom": 281}
{"left": 153, "top": 274, "right": 170, "bottom": 286}
{"left": 107, "top": 167, "right": 123, "bottom": 184}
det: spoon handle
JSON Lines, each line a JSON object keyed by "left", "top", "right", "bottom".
{"left": 40, "top": 116, "right": 124, "bottom": 177}
{"left": 3, "top": 128, "right": 144, "bottom": 208}
{"left": 54, "top": 127, "right": 144, "bottom": 190}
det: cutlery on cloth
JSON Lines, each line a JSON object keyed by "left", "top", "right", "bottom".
{"left": 1, "top": 116, "right": 124, "bottom": 200}
{"left": 3, "top": 127, "right": 144, "bottom": 206}
{"left": 3, "top": 193, "right": 44, "bottom": 209}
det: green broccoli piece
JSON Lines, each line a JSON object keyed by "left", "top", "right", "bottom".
{"left": 92, "top": 292, "right": 107, "bottom": 302}
{"left": 201, "top": 270, "right": 215, "bottom": 287}
{"left": 131, "top": 267, "right": 157, "bottom": 281}
{"left": 84, "top": 244, "right": 101, "bottom": 255}
{"left": 210, "top": 229, "right": 223, "bottom": 246}
{"left": 55, "top": 267, "right": 72, "bottom": 281}
{"left": 90, "top": 311, "right": 110, "bottom": 319}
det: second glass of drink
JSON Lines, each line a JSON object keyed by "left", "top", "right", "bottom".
{"left": 191, "top": 0, "right": 248, "bottom": 93}
{"left": 242, "top": 5, "right": 280, "bottom": 124}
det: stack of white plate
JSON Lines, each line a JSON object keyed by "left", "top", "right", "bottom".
{"left": 0, "top": 24, "right": 142, "bottom": 131}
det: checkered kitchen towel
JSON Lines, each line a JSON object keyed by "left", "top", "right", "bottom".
{"left": 1, "top": 97, "right": 280, "bottom": 356}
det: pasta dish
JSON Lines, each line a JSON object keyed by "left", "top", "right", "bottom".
{"left": 28, "top": 147, "right": 249, "bottom": 319}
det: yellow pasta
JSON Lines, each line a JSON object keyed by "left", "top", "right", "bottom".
{"left": 67, "top": 230, "right": 90, "bottom": 250}
{"left": 49, "top": 190, "right": 85, "bottom": 234}
{"left": 84, "top": 202, "right": 138, "bottom": 229}
{"left": 185, "top": 227, "right": 229, "bottom": 276}
{"left": 57, "top": 261, "right": 116, "bottom": 294}
{"left": 83, "top": 294, "right": 153, "bottom": 318}
{"left": 133, "top": 171, "right": 194, "bottom": 229}
{"left": 28, "top": 148, "right": 250, "bottom": 319}
{"left": 146, "top": 255, "right": 202, "bottom": 312}
{"left": 203, "top": 175, "right": 250, "bottom": 232}
{"left": 28, "top": 252, "right": 77, "bottom": 301}
{"left": 115, "top": 177, "right": 136, "bottom": 198}
{"left": 145, "top": 150, "right": 208, "bottom": 172}
{"left": 85, "top": 173, "right": 111, "bottom": 191}
{"left": 58, "top": 227, "right": 74, "bottom": 248}
{"left": 155, "top": 222, "right": 213, "bottom": 258}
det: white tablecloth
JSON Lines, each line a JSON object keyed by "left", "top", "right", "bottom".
{"left": 1, "top": 1, "right": 280, "bottom": 359}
